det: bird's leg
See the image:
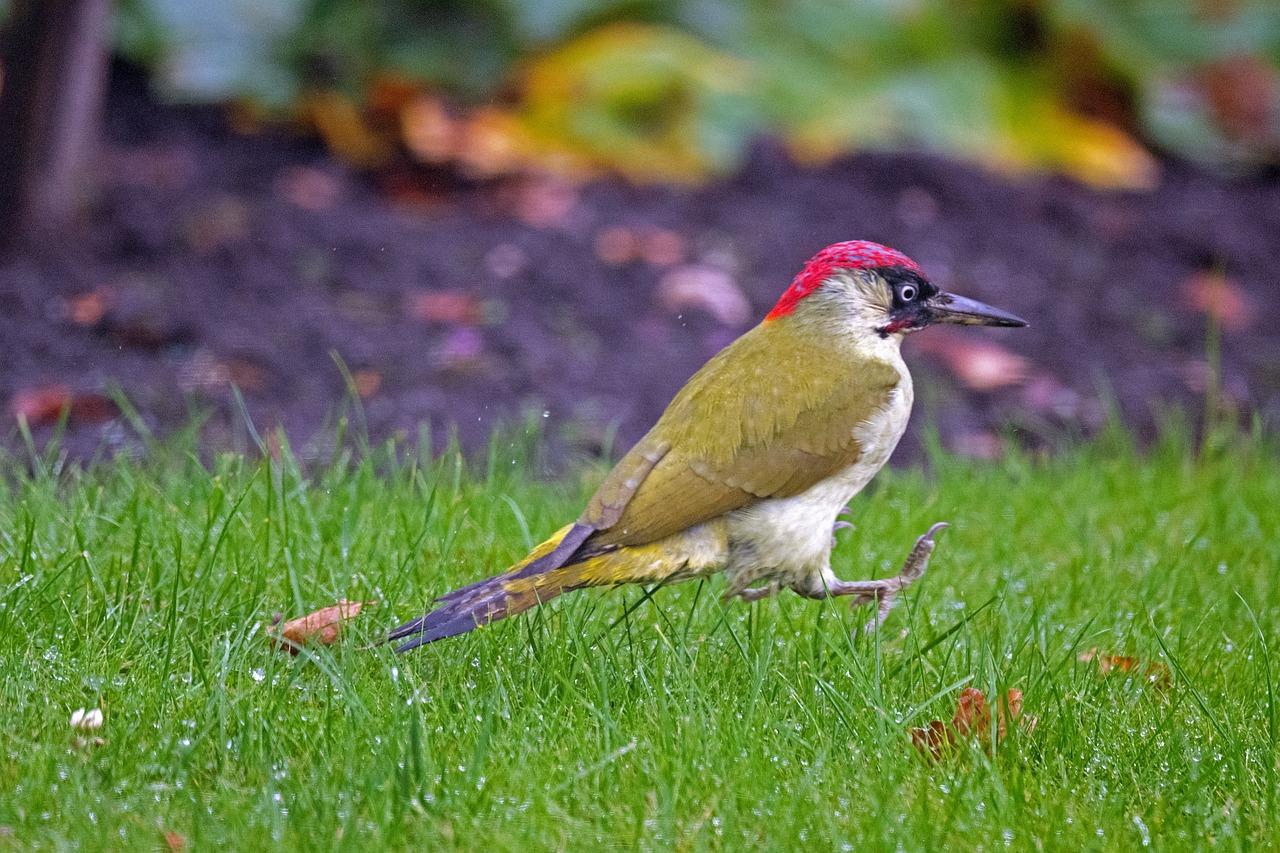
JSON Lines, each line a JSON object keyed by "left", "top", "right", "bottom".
{"left": 795, "top": 522, "right": 948, "bottom": 634}
{"left": 727, "top": 580, "right": 780, "bottom": 602}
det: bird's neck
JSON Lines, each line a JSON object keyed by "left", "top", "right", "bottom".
{"left": 772, "top": 301, "right": 906, "bottom": 368}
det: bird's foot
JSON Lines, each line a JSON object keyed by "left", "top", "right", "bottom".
{"left": 725, "top": 581, "right": 780, "bottom": 603}
{"left": 852, "top": 521, "right": 948, "bottom": 634}
{"left": 798, "top": 521, "right": 948, "bottom": 634}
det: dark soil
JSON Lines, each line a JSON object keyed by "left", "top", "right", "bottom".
{"left": 3, "top": 68, "right": 1279, "bottom": 466}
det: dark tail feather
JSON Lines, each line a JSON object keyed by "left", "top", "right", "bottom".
{"left": 389, "top": 568, "right": 576, "bottom": 653}
{"left": 390, "top": 523, "right": 594, "bottom": 653}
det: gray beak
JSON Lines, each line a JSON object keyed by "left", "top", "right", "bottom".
{"left": 928, "top": 292, "right": 1028, "bottom": 328}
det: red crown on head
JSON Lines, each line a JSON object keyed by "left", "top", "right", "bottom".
{"left": 765, "top": 240, "right": 923, "bottom": 321}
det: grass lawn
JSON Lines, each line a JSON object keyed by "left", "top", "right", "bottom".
{"left": 0, "top": 424, "right": 1277, "bottom": 850}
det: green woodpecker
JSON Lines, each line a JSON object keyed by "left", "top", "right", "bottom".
{"left": 390, "top": 240, "right": 1026, "bottom": 652}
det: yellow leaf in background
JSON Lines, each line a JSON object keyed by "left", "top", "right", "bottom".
{"left": 995, "top": 96, "right": 1159, "bottom": 190}
{"left": 516, "top": 23, "right": 753, "bottom": 184}
{"left": 298, "top": 92, "right": 393, "bottom": 169}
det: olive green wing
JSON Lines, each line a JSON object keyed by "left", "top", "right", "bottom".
{"left": 580, "top": 324, "right": 902, "bottom": 549}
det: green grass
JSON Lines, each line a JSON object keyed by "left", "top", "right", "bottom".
{"left": 0, "top": 424, "right": 1278, "bottom": 850}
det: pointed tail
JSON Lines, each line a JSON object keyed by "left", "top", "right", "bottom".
{"left": 389, "top": 523, "right": 601, "bottom": 653}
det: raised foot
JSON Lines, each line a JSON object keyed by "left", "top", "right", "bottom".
{"left": 792, "top": 521, "right": 948, "bottom": 631}
{"left": 854, "top": 521, "right": 948, "bottom": 634}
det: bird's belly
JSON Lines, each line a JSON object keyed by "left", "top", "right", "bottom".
{"left": 723, "top": 373, "right": 912, "bottom": 589}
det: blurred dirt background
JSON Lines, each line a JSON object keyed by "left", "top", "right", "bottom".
{"left": 2, "top": 66, "right": 1277, "bottom": 465}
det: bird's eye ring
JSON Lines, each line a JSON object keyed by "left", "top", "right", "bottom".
{"left": 899, "top": 284, "right": 917, "bottom": 302}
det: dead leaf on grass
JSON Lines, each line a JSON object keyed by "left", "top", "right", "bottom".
{"left": 1078, "top": 648, "right": 1172, "bottom": 689}
{"left": 269, "top": 600, "right": 374, "bottom": 653}
{"left": 909, "top": 687, "right": 1036, "bottom": 760}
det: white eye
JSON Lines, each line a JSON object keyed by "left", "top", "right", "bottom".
{"left": 899, "top": 284, "right": 917, "bottom": 302}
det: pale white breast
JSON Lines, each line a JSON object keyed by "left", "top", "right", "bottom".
{"left": 724, "top": 354, "right": 914, "bottom": 586}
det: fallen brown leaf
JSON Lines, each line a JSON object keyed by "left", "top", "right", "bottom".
{"left": 909, "top": 687, "right": 1035, "bottom": 760}
{"left": 1078, "top": 648, "right": 1172, "bottom": 689}
{"left": 270, "top": 600, "right": 374, "bottom": 653}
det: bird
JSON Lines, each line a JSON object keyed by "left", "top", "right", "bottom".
{"left": 389, "top": 240, "right": 1026, "bottom": 652}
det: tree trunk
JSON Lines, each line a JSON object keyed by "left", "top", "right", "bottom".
{"left": 0, "top": 0, "right": 112, "bottom": 253}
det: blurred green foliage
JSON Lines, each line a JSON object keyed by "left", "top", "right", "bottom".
{"left": 104, "top": 0, "right": 1280, "bottom": 180}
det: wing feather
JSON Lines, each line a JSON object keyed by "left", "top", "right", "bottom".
{"left": 580, "top": 322, "right": 902, "bottom": 548}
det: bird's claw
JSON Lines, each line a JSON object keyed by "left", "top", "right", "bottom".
{"left": 855, "top": 521, "right": 948, "bottom": 635}
{"left": 831, "top": 519, "right": 854, "bottom": 547}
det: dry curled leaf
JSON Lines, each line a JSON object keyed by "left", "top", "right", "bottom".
{"left": 1078, "top": 648, "right": 1172, "bottom": 689}
{"left": 270, "top": 600, "right": 373, "bottom": 653}
{"left": 909, "top": 687, "right": 1035, "bottom": 760}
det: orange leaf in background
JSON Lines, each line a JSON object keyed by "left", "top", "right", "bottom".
{"left": 1180, "top": 271, "right": 1252, "bottom": 330}
{"left": 1200, "top": 55, "right": 1278, "bottom": 144}
{"left": 20, "top": 385, "right": 75, "bottom": 423}
{"left": 640, "top": 228, "right": 687, "bottom": 268}
{"left": 913, "top": 329, "right": 1030, "bottom": 391}
{"left": 594, "top": 226, "right": 640, "bottom": 266}
{"left": 352, "top": 369, "right": 382, "bottom": 399}
{"left": 270, "top": 600, "right": 373, "bottom": 653}
{"left": 1078, "top": 648, "right": 1172, "bottom": 689}
{"left": 163, "top": 830, "right": 187, "bottom": 851}
{"left": 65, "top": 287, "right": 112, "bottom": 326}
{"left": 8, "top": 385, "right": 117, "bottom": 426}
{"left": 455, "top": 107, "right": 530, "bottom": 179}
{"left": 401, "top": 95, "right": 458, "bottom": 164}
{"left": 909, "top": 687, "right": 1034, "bottom": 760}
{"left": 366, "top": 74, "right": 421, "bottom": 118}
{"left": 406, "top": 290, "right": 483, "bottom": 325}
